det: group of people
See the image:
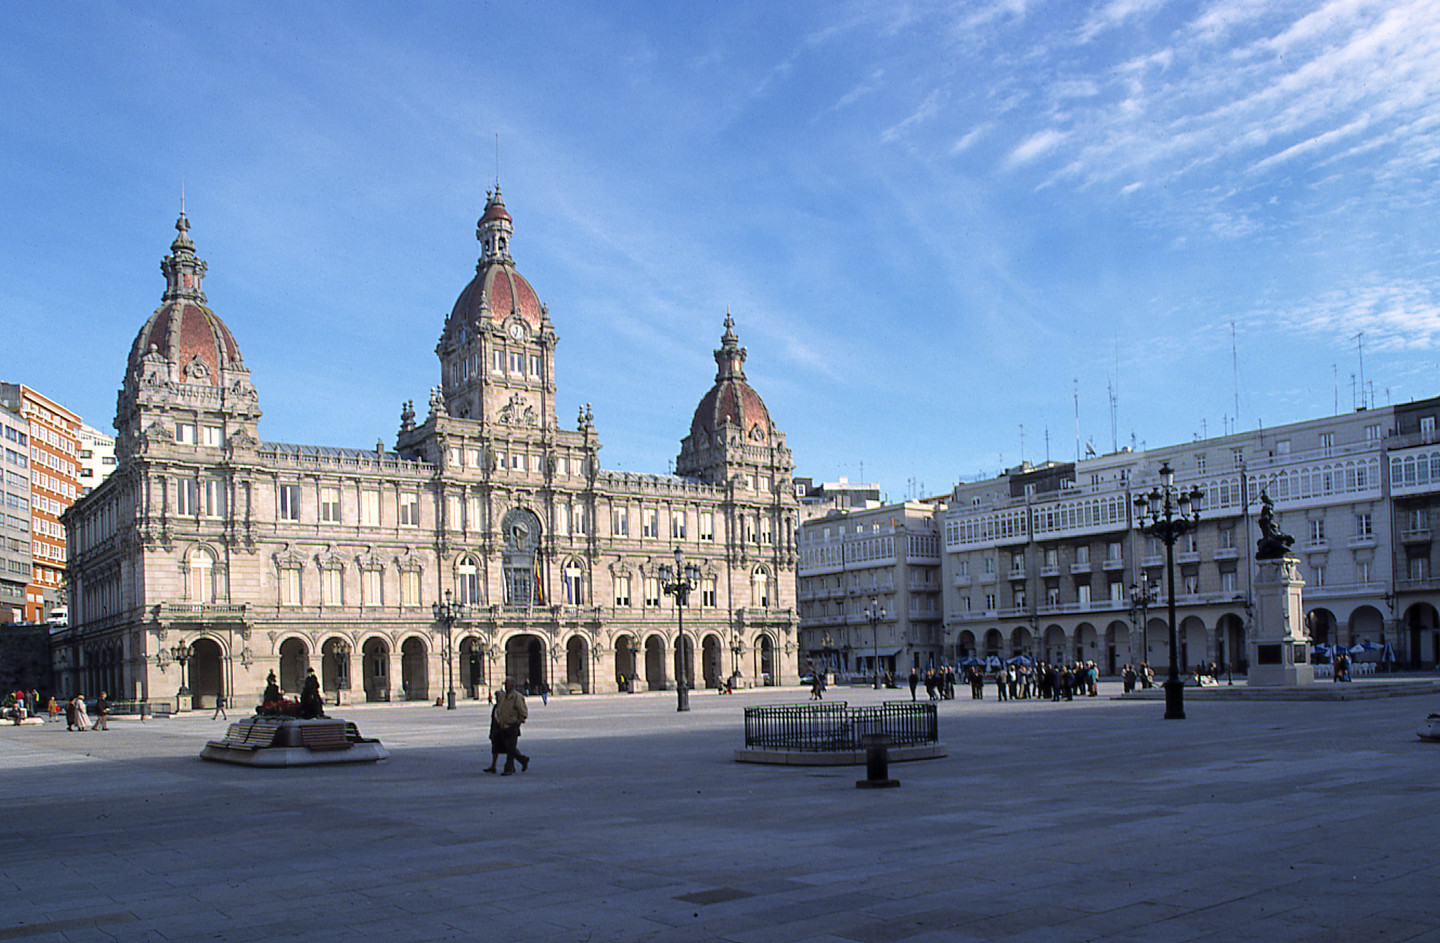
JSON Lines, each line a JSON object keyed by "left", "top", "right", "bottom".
{"left": 898, "top": 662, "right": 1106, "bottom": 702}
{"left": 482, "top": 677, "right": 531, "bottom": 775}
{"left": 4, "top": 689, "right": 110, "bottom": 728}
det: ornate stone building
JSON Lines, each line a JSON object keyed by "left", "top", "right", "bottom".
{"left": 58, "top": 191, "right": 799, "bottom": 707}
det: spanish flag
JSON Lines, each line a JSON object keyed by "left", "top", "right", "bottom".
{"left": 534, "top": 573, "right": 545, "bottom": 606}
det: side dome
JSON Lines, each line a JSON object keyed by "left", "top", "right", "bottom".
{"left": 126, "top": 213, "right": 245, "bottom": 388}
{"left": 689, "top": 315, "right": 773, "bottom": 445}
{"left": 445, "top": 186, "right": 544, "bottom": 340}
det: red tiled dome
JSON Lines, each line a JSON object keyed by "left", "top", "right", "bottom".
{"left": 689, "top": 315, "right": 772, "bottom": 444}
{"left": 446, "top": 186, "right": 544, "bottom": 337}
{"left": 127, "top": 213, "right": 245, "bottom": 386}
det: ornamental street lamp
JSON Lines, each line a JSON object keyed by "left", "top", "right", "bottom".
{"left": 161, "top": 640, "right": 194, "bottom": 711}
{"left": 659, "top": 546, "right": 701, "bottom": 712}
{"left": 1128, "top": 572, "right": 1158, "bottom": 672}
{"left": 333, "top": 639, "right": 352, "bottom": 706}
{"left": 1133, "top": 462, "right": 1204, "bottom": 720}
{"left": 432, "top": 589, "right": 464, "bottom": 711}
{"left": 864, "top": 597, "right": 886, "bottom": 689}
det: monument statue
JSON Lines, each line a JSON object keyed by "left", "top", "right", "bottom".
{"left": 261, "top": 670, "right": 281, "bottom": 706}
{"left": 1254, "top": 490, "right": 1294, "bottom": 560}
{"left": 299, "top": 668, "right": 326, "bottom": 719}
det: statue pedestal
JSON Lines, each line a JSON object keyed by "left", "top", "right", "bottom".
{"left": 1247, "top": 557, "right": 1314, "bottom": 686}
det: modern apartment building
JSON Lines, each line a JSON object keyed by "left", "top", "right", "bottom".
{"left": 798, "top": 500, "right": 944, "bottom": 679}
{"left": 1, "top": 404, "right": 32, "bottom": 622}
{"left": 942, "top": 400, "right": 1440, "bottom": 673}
{"left": 77, "top": 423, "right": 117, "bottom": 496}
{"left": 0, "top": 383, "right": 82, "bottom": 622}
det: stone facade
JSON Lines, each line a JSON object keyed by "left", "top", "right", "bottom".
{"left": 58, "top": 192, "right": 799, "bottom": 708}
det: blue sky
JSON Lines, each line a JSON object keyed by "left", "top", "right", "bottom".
{"left": 4, "top": 0, "right": 1439, "bottom": 501}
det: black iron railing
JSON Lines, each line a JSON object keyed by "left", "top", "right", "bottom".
{"left": 743, "top": 701, "right": 938, "bottom": 752}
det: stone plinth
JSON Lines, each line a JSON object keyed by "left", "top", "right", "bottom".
{"left": 1248, "top": 557, "right": 1314, "bottom": 686}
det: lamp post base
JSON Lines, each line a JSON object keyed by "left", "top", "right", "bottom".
{"left": 677, "top": 685, "right": 690, "bottom": 712}
{"left": 1163, "top": 679, "right": 1186, "bottom": 720}
{"left": 446, "top": 689, "right": 455, "bottom": 711}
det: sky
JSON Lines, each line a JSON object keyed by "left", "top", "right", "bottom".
{"left": 4, "top": 0, "right": 1440, "bottom": 502}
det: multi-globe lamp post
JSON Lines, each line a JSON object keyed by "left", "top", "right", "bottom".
{"left": 1128, "top": 572, "right": 1158, "bottom": 671}
{"left": 161, "top": 640, "right": 195, "bottom": 710}
{"left": 658, "top": 546, "right": 700, "bottom": 712}
{"left": 1133, "top": 462, "right": 1204, "bottom": 720}
{"left": 864, "top": 597, "right": 886, "bottom": 689}
{"left": 432, "top": 589, "right": 464, "bottom": 711}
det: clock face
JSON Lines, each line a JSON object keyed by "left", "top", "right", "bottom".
{"left": 508, "top": 322, "right": 525, "bottom": 340}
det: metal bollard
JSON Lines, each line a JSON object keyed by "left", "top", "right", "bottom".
{"left": 856, "top": 732, "right": 900, "bottom": 789}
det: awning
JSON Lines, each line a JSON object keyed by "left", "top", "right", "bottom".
{"left": 852, "top": 648, "right": 903, "bottom": 659}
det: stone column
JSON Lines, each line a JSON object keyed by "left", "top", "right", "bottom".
{"left": 1248, "top": 556, "right": 1314, "bottom": 686}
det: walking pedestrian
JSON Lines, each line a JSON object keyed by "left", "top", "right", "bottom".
{"left": 908, "top": 668, "right": 919, "bottom": 702}
{"left": 212, "top": 693, "right": 227, "bottom": 720}
{"left": 494, "top": 677, "right": 530, "bottom": 775}
{"left": 95, "top": 692, "right": 110, "bottom": 730}
{"left": 482, "top": 689, "right": 505, "bottom": 774}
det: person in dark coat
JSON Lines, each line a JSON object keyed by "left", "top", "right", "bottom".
{"left": 908, "top": 669, "right": 919, "bottom": 701}
{"left": 299, "top": 668, "right": 325, "bottom": 719}
{"left": 482, "top": 689, "right": 505, "bottom": 774}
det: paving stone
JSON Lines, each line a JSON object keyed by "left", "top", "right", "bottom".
{"left": 3, "top": 684, "right": 1439, "bottom": 942}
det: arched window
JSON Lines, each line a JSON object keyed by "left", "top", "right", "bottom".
{"left": 563, "top": 560, "right": 584, "bottom": 605}
{"left": 751, "top": 566, "right": 770, "bottom": 608}
{"left": 456, "top": 555, "right": 481, "bottom": 606}
{"left": 189, "top": 548, "right": 215, "bottom": 604}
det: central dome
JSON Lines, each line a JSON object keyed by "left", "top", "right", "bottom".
{"left": 126, "top": 213, "right": 245, "bottom": 388}
{"left": 689, "top": 315, "right": 773, "bottom": 445}
{"left": 444, "top": 187, "right": 544, "bottom": 340}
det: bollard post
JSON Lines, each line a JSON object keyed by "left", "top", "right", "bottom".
{"left": 856, "top": 732, "right": 900, "bottom": 788}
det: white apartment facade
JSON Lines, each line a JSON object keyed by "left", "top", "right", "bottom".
{"left": 943, "top": 401, "right": 1440, "bottom": 674}
{"left": 798, "top": 500, "right": 944, "bottom": 679}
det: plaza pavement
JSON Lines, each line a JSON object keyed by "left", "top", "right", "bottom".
{"left": 3, "top": 680, "right": 1440, "bottom": 943}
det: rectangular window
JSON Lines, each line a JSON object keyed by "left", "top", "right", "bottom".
{"left": 510, "top": 352, "right": 525, "bottom": 374}
{"left": 360, "top": 490, "right": 380, "bottom": 526}
{"left": 320, "top": 486, "right": 341, "bottom": 523}
{"left": 177, "top": 479, "right": 199, "bottom": 516}
{"left": 644, "top": 577, "right": 661, "bottom": 608}
{"left": 699, "top": 512, "right": 714, "bottom": 541}
{"left": 1410, "top": 557, "right": 1428, "bottom": 581}
{"left": 529, "top": 355, "right": 542, "bottom": 376}
{"left": 642, "top": 509, "right": 659, "bottom": 538}
{"left": 1074, "top": 545, "right": 1090, "bottom": 564}
{"left": 1319, "top": 432, "right": 1334, "bottom": 455}
{"left": 1357, "top": 561, "right": 1371, "bottom": 583}
{"left": 401, "top": 570, "right": 420, "bottom": 606}
{"left": 670, "top": 511, "right": 686, "bottom": 540}
{"left": 612, "top": 507, "right": 629, "bottom": 537}
{"left": 1077, "top": 583, "right": 1091, "bottom": 606}
{"left": 1220, "top": 570, "right": 1237, "bottom": 593}
{"left": 1218, "top": 527, "right": 1234, "bottom": 550}
{"left": 563, "top": 565, "right": 584, "bottom": 605}
{"left": 701, "top": 577, "right": 716, "bottom": 608}
{"left": 202, "top": 426, "right": 222, "bottom": 447}
{"left": 281, "top": 568, "right": 301, "bottom": 606}
{"left": 1107, "top": 542, "right": 1123, "bottom": 562}
{"left": 491, "top": 349, "right": 504, "bottom": 373}
{"left": 1365, "top": 424, "right": 1381, "bottom": 441}
{"left": 1109, "top": 581, "right": 1124, "bottom": 602}
{"left": 1309, "top": 519, "right": 1325, "bottom": 542}
{"left": 363, "top": 568, "right": 382, "bottom": 606}
{"left": 573, "top": 501, "right": 588, "bottom": 535}
{"left": 322, "top": 569, "right": 342, "bottom": 605}
{"left": 174, "top": 423, "right": 196, "bottom": 444}
{"left": 1184, "top": 573, "right": 1200, "bottom": 594}
{"left": 1422, "top": 416, "right": 1436, "bottom": 437}
{"left": 399, "top": 493, "right": 420, "bottom": 526}
{"left": 279, "top": 484, "right": 301, "bottom": 521}
{"left": 1312, "top": 565, "right": 1325, "bottom": 587}
{"left": 1355, "top": 513, "right": 1372, "bottom": 537}
{"left": 614, "top": 576, "right": 631, "bottom": 607}
{"left": 202, "top": 480, "right": 226, "bottom": 517}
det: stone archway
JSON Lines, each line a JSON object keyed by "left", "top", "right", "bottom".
{"left": 614, "top": 634, "right": 638, "bottom": 690}
{"left": 983, "top": 628, "right": 1004, "bottom": 658}
{"left": 1404, "top": 603, "right": 1440, "bottom": 668}
{"left": 278, "top": 637, "right": 309, "bottom": 694}
{"left": 566, "top": 635, "right": 589, "bottom": 694}
{"left": 400, "top": 637, "right": 428, "bottom": 701}
{"left": 362, "top": 637, "right": 390, "bottom": 702}
{"left": 189, "top": 637, "right": 224, "bottom": 710}
{"left": 1009, "top": 626, "right": 1033, "bottom": 659}
{"left": 1216, "top": 613, "right": 1246, "bottom": 674}
{"left": 320, "top": 636, "right": 351, "bottom": 701}
{"left": 1180, "top": 616, "right": 1207, "bottom": 671}
{"left": 505, "top": 634, "right": 546, "bottom": 694}
{"left": 460, "top": 635, "right": 486, "bottom": 698}
{"left": 1104, "top": 620, "right": 1129, "bottom": 675}
{"left": 702, "top": 633, "right": 723, "bottom": 689}
{"left": 1043, "top": 624, "right": 1066, "bottom": 665}
{"left": 757, "top": 635, "right": 775, "bottom": 686}
{"left": 644, "top": 635, "right": 666, "bottom": 691}
{"left": 957, "top": 631, "right": 976, "bottom": 658}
